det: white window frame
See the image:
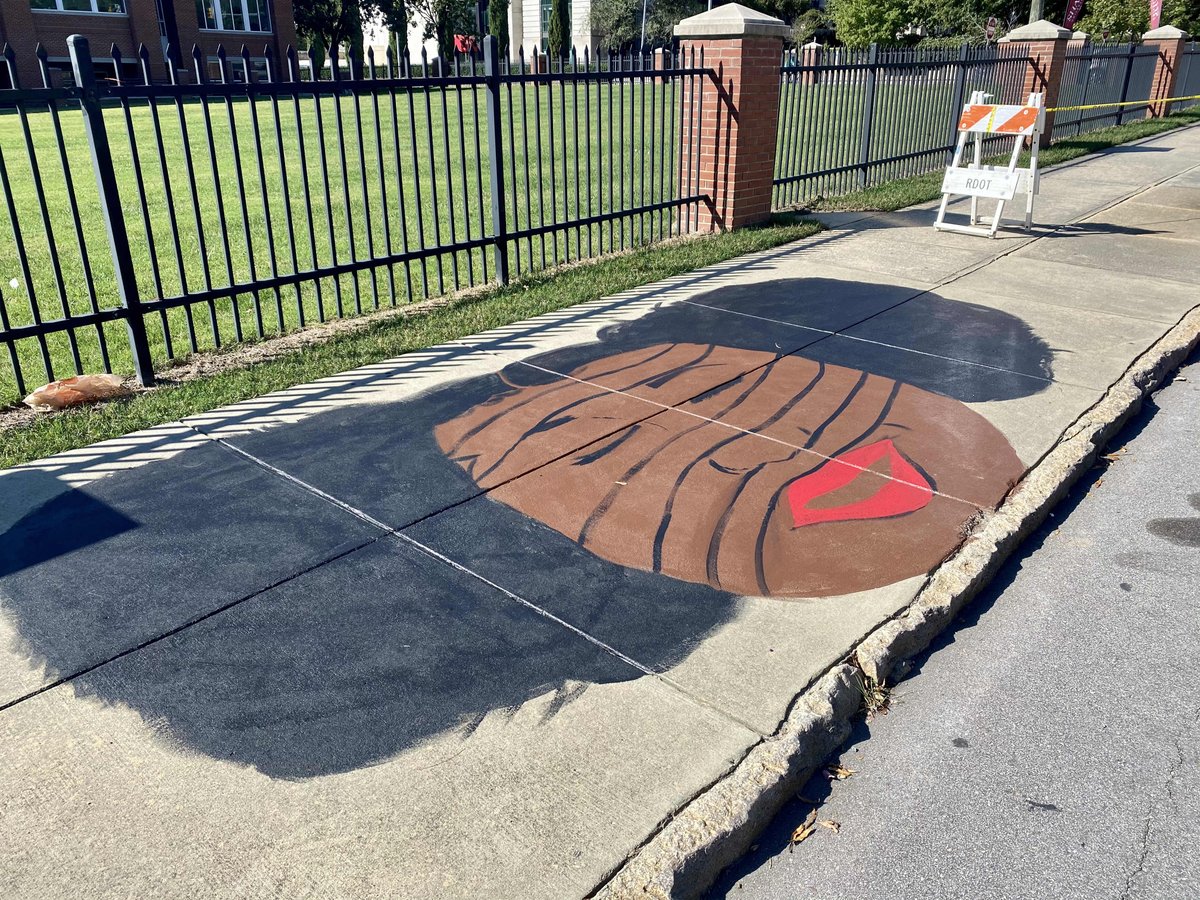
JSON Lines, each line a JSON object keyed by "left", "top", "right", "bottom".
{"left": 31, "top": 0, "right": 126, "bottom": 14}
{"left": 199, "top": 0, "right": 272, "bottom": 33}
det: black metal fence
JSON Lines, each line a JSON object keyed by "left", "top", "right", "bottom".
{"left": 1177, "top": 42, "right": 1200, "bottom": 111}
{"left": 772, "top": 44, "right": 1032, "bottom": 208}
{"left": 1052, "top": 42, "right": 1160, "bottom": 139}
{"left": 0, "top": 36, "right": 709, "bottom": 401}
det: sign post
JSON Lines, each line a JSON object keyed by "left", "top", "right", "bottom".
{"left": 933, "top": 91, "right": 1045, "bottom": 239}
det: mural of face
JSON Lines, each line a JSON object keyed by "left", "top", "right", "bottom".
{"left": 0, "top": 280, "right": 1051, "bottom": 778}
{"left": 436, "top": 342, "right": 1026, "bottom": 598}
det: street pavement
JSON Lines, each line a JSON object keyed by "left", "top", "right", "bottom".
{"left": 709, "top": 347, "right": 1200, "bottom": 900}
{"left": 1, "top": 125, "right": 1198, "bottom": 899}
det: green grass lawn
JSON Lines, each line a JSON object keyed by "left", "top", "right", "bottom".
{"left": 0, "top": 216, "right": 822, "bottom": 468}
{"left": 0, "top": 77, "right": 691, "bottom": 403}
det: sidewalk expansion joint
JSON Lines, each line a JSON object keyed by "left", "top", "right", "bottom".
{"left": 0, "top": 532, "right": 384, "bottom": 716}
{"left": 196, "top": 426, "right": 771, "bottom": 739}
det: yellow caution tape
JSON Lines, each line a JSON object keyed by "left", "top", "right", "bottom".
{"left": 1046, "top": 94, "right": 1200, "bottom": 112}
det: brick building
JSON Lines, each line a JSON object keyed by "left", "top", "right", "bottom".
{"left": 0, "top": 0, "right": 297, "bottom": 87}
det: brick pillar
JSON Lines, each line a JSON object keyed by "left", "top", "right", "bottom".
{"left": 272, "top": 0, "right": 300, "bottom": 61}
{"left": 1143, "top": 25, "right": 1189, "bottom": 118}
{"left": 999, "top": 19, "right": 1072, "bottom": 148}
{"left": 675, "top": 4, "right": 789, "bottom": 233}
{"left": 800, "top": 41, "right": 822, "bottom": 86}
{"left": 0, "top": 2, "right": 46, "bottom": 87}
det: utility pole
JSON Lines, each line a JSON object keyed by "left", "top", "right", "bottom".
{"left": 1028, "top": 0, "right": 1044, "bottom": 23}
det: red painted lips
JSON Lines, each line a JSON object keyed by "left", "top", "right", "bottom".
{"left": 787, "top": 439, "right": 933, "bottom": 529}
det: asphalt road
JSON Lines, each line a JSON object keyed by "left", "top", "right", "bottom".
{"left": 710, "top": 347, "right": 1200, "bottom": 900}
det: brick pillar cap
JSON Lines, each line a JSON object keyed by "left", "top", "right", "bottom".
{"left": 1070, "top": 31, "right": 1089, "bottom": 41}
{"left": 999, "top": 19, "right": 1072, "bottom": 41}
{"left": 1143, "top": 25, "right": 1189, "bottom": 40}
{"left": 674, "top": 3, "right": 790, "bottom": 39}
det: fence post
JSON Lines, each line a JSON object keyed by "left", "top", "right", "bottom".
{"left": 947, "top": 43, "right": 970, "bottom": 155}
{"left": 1116, "top": 41, "right": 1137, "bottom": 125}
{"left": 999, "top": 19, "right": 1071, "bottom": 147}
{"left": 67, "top": 34, "right": 156, "bottom": 387}
{"left": 858, "top": 43, "right": 879, "bottom": 188}
{"left": 674, "top": 4, "right": 790, "bottom": 232}
{"left": 483, "top": 35, "right": 509, "bottom": 285}
{"left": 1143, "top": 26, "right": 1189, "bottom": 118}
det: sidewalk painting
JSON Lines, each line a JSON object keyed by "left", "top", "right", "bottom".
{"left": 437, "top": 286, "right": 1035, "bottom": 597}
{"left": 0, "top": 279, "right": 1052, "bottom": 777}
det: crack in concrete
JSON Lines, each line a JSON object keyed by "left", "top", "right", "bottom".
{"left": 1120, "top": 702, "right": 1200, "bottom": 900}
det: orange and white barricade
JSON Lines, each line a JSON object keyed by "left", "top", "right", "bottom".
{"left": 934, "top": 91, "right": 1044, "bottom": 239}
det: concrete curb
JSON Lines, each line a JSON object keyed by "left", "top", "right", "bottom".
{"left": 593, "top": 306, "right": 1200, "bottom": 899}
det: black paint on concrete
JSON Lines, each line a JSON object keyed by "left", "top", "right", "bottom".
{"left": 74, "top": 537, "right": 640, "bottom": 779}
{"left": 839, "top": 293, "right": 1059, "bottom": 386}
{"left": 0, "top": 441, "right": 379, "bottom": 706}
{"left": 0, "top": 278, "right": 1057, "bottom": 778}
{"left": 801, "top": 332, "right": 1054, "bottom": 404}
{"left": 509, "top": 280, "right": 1054, "bottom": 404}
{"left": 676, "top": 277, "right": 926, "bottom": 334}
{"left": 405, "top": 495, "right": 739, "bottom": 675}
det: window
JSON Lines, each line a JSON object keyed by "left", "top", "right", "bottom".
{"left": 196, "top": 0, "right": 271, "bottom": 32}
{"left": 539, "top": 0, "right": 572, "bottom": 48}
{"left": 31, "top": 0, "right": 126, "bottom": 13}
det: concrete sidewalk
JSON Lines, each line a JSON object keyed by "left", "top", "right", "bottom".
{"left": 708, "top": 349, "right": 1200, "bottom": 900}
{"left": 2, "top": 125, "right": 1199, "bottom": 899}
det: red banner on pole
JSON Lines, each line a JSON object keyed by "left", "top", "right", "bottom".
{"left": 1064, "top": 0, "right": 1085, "bottom": 29}
{"left": 1150, "top": 0, "right": 1163, "bottom": 29}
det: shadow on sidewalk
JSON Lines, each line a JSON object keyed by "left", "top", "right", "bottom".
{"left": 2, "top": 272, "right": 1060, "bottom": 779}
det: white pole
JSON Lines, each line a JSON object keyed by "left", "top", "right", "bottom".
{"left": 640, "top": 0, "right": 649, "bottom": 51}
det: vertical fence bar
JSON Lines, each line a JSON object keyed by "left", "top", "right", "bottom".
{"left": 286, "top": 46, "right": 326, "bottom": 321}
{"left": 6, "top": 46, "right": 83, "bottom": 376}
{"left": 1117, "top": 42, "right": 1137, "bottom": 125}
{"left": 857, "top": 43, "right": 879, "bottom": 187}
{"left": 113, "top": 47, "right": 170, "bottom": 353}
{"left": 483, "top": 36, "right": 509, "bottom": 285}
{"left": 219, "top": 45, "right": 266, "bottom": 335}
{"left": 68, "top": 35, "right": 155, "bottom": 386}
{"left": 37, "top": 44, "right": 111, "bottom": 371}
{"left": 947, "top": 44, "right": 969, "bottom": 157}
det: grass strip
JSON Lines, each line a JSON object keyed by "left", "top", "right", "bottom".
{"left": 808, "top": 106, "right": 1200, "bottom": 213}
{"left": 1, "top": 217, "right": 821, "bottom": 468}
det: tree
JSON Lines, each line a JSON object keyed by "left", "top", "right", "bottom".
{"left": 295, "top": 0, "right": 477, "bottom": 70}
{"left": 487, "top": 0, "right": 511, "bottom": 56}
{"left": 406, "top": 0, "right": 477, "bottom": 60}
{"left": 828, "top": 0, "right": 913, "bottom": 46}
{"left": 791, "top": 7, "right": 832, "bottom": 44}
{"left": 294, "top": 0, "right": 378, "bottom": 65}
{"left": 1076, "top": 0, "right": 1149, "bottom": 36}
{"left": 1073, "top": 0, "right": 1200, "bottom": 36}
{"left": 1163, "top": 0, "right": 1200, "bottom": 34}
{"left": 590, "top": 0, "right": 704, "bottom": 51}
{"left": 548, "top": 0, "right": 570, "bottom": 56}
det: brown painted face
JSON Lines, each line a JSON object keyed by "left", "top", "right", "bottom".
{"left": 435, "top": 343, "right": 1025, "bottom": 598}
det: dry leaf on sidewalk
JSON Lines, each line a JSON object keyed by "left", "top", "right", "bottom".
{"left": 825, "top": 763, "right": 855, "bottom": 780}
{"left": 789, "top": 808, "right": 818, "bottom": 846}
{"left": 790, "top": 824, "right": 816, "bottom": 845}
{"left": 817, "top": 820, "right": 841, "bottom": 833}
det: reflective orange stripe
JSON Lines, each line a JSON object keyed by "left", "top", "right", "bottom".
{"left": 957, "top": 105, "right": 994, "bottom": 131}
{"left": 993, "top": 107, "right": 1039, "bottom": 134}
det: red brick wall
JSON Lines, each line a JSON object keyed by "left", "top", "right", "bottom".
{"left": 0, "top": 0, "right": 298, "bottom": 84}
